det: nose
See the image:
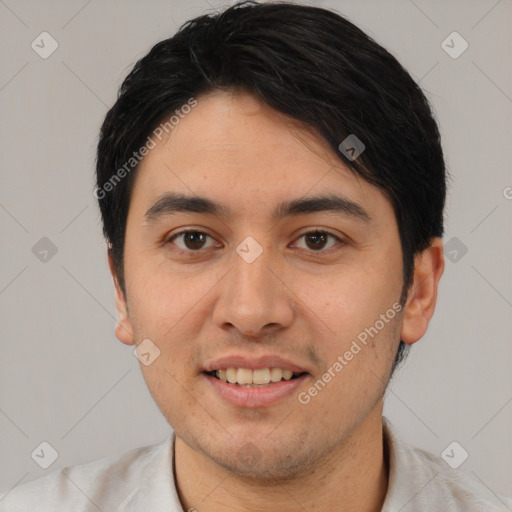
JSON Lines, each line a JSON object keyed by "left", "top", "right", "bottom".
{"left": 212, "top": 242, "right": 294, "bottom": 338}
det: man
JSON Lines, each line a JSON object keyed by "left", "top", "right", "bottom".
{"left": 1, "top": 1, "right": 510, "bottom": 511}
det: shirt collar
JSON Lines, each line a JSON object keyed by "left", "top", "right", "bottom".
{"left": 116, "top": 432, "right": 183, "bottom": 511}
{"left": 380, "top": 416, "right": 458, "bottom": 512}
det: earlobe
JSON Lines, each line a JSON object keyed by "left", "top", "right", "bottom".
{"left": 400, "top": 237, "right": 445, "bottom": 345}
{"left": 107, "top": 249, "right": 135, "bottom": 346}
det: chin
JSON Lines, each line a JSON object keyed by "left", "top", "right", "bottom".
{"left": 200, "top": 433, "right": 316, "bottom": 482}
{"left": 215, "top": 451, "right": 310, "bottom": 482}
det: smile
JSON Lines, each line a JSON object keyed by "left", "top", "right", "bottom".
{"left": 207, "top": 367, "right": 306, "bottom": 386}
{"left": 203, "top": 369, "right": 309, "bottom": 408}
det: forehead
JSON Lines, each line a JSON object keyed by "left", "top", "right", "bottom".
{"left": 130, "top": 90, "right": 393, "bottom": 224}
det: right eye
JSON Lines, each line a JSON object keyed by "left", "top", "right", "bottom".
{"left": 166, "top": 230, "right": 220, "bottom": 253}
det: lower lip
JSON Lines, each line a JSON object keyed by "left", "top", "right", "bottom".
{"left": 202, "top": 373, "right": 308, "bottom": 408}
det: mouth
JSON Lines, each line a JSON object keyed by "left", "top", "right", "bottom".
{"left": 204, "top": 368, "right": 308, "bottom": 387}
{"left": 201, "top": 355, "right": 310, "bottom": 407}
{"left": 202, "top": 367, "right": 309, "bottom": 408}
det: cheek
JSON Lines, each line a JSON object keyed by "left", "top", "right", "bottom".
{"left": 126, "top": 254, "right": 211, "bottom": 333}
{"left": 125, "top": 258, "right": 224, "bottom": 385}
{"left": 291, "top": 256, "right": 403, "bottom": 400}
{"left": 138, "top": 363, "right": 189, "bottom": 431}
{"left": 296, "top": 260, "right": 401, "bottom": 337}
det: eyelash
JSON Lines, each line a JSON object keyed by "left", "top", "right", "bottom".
{"left": 165, "top": 229, "right": 345, "bottom": 255}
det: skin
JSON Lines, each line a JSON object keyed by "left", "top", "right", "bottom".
{"left": 108, "top": 89, "right": 444, "bottom": 511}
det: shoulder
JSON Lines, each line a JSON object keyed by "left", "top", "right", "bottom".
{"left": 0, "top": 437, "right": 173, "bottom": 512}
{"left": 382, "top": 417, "right": 512, "bottom": 512}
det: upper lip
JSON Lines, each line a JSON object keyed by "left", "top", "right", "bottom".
{"left": 203, "top": 354, "right": 309, "bottom": 374}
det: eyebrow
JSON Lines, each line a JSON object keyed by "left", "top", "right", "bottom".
{"left": 144, "top": 192, "right": 371, "bottom": 224}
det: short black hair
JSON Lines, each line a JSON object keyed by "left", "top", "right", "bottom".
{"left": 96, "top": 0, "right": 446, "bottom": 374}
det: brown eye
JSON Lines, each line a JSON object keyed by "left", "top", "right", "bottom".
{"left": 305, "top": 232, "right": 328, "bottom": 250}
{"left": 293, "top": 230, "right": 342, "bottom": 252}
{"left": 168, "top": 231, "right": 217, "bottom": 252}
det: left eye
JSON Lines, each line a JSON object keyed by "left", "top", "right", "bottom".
{"left": 167, "top": 230, "right": 342, "bottom": 252}
{"left": 293, "top": 231, "right": 341, "bottom": 251}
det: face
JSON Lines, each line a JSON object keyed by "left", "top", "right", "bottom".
{"left": 110, "top": 90, "right": 434, "bottom": 479}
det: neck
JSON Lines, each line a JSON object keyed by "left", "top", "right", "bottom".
{"left": 174, "top": 405, "right": 388, "bottom": 512}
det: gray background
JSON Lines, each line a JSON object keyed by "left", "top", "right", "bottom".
{"left": 1, "top": 0, "right": 511, "bottom": 501}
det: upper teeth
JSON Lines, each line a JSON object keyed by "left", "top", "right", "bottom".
{"left": 216, "top": 368, "right": 295, "bottom": 385}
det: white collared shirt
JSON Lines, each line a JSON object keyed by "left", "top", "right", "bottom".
{"left": 1, "top": 417, "right": 511, "bottom": 511}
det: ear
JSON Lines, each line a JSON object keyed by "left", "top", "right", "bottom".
{"left": 107, "top": 249, "right": 135, "bottom": 346}
{"left": 401, "top": 237, "right": 445, "bottom": 345}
